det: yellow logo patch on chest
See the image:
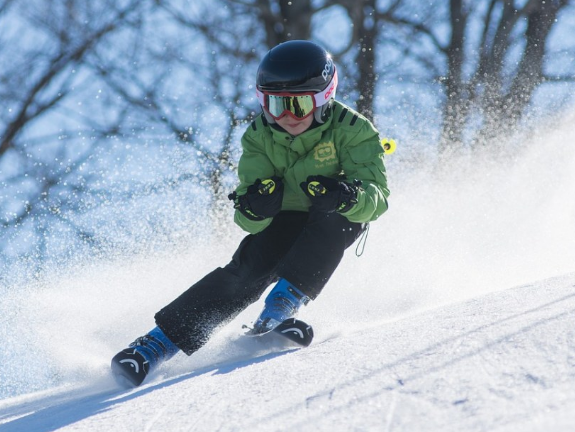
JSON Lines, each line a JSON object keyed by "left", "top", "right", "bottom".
{"left": 314, "top": 141, "right": 337, "bottom": 163}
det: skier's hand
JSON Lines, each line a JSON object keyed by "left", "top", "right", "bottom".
{"left": 300, "top": 175, "right": 360, "bottom": 213}
{"left": 228, "top": 176, "right": 284, "bottom": 221}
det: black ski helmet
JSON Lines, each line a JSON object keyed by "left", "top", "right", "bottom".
{"left": 256, "top": 40, "right": 338, "bottom": 124}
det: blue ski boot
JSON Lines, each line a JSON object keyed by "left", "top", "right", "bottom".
{"left": 252, "top": 278, "right": 310, "bottom": 334}
{"left": 111, "top": 326, "right": 179, "bottom": 387}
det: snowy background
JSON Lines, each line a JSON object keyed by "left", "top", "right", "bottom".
{"left": 0, "top": 109, "right": 574, "bottom": 430}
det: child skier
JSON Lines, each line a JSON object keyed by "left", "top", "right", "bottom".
{"left": 111, "top": 40, "right": 390, "bottom": 387}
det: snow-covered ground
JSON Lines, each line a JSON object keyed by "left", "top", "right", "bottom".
{"left": 1, "top": 114, "right": 574, "bottom": 431}
{"left": 1, "top": 273, "right": 574, "bottom": 431}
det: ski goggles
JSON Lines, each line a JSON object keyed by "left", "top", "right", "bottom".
{"left": 256, "top": 70, "right": 338, "bottom": 120}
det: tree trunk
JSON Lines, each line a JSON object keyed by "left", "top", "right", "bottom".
{"left": 340, "top": 0, "right": 378, "bottom": 121}
{"left": 257, "top": 0, "right": 313, "bottom": 48}
{"left": 439, "top": 0, "right": 468, "bottom": 155}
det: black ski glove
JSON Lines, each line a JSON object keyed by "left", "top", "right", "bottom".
{"left": 228, "top": 176, "right": 284, "bottom": 221}
{"left": 300, "top": 175, "right": 360, "bottom": 213}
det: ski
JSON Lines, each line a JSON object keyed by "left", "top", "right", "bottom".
{"left": 243, "top": 318, "right": 314, "bottom": 347}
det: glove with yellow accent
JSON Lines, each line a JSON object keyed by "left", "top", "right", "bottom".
{"left": 300, "top": 175, "right": 360, "bottom": 214}
{"left": 229, "top": 177, "right": 284, "bottom": 221}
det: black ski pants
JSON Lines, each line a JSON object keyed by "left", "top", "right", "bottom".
{"left": 155, "top": 210, "right": 364, "bottom": 355}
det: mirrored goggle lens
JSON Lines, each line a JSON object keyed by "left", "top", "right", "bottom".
{"left": 265, "top": 94, "right": 315, "bottom": 119}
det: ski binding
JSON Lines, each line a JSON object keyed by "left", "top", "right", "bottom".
{"left": 243, "top": 318, "right": 314, "bottom": 347}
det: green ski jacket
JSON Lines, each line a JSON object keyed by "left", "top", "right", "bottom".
{"left": 233, "top": 101, "right": 390, "bottom": 234}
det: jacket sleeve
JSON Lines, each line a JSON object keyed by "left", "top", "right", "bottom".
{"left": 339, "top": 121, "right": 390, "bottom": 223}
{"left": 232, "top": 132, "right": 276, "bottom": 234}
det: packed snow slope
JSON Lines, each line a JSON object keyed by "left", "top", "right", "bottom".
{"left": 1, "top": 113, "right": 574, "bottom": 431}
{"left": 1, "top": 273, "right": 575, "bottom": 431}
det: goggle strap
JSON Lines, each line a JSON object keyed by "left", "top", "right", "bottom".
{"left": 313, "top": 70, "right": 338, "bottom": 108}
{"left": 256, "top": 88, "right": 265, "bottom": 106}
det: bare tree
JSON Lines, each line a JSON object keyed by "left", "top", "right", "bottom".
{"left": 0, "top": 0, "right": 151, "bottom": 270}
{"left": 147, "top": 1, "right": 266, "bottom": 225}
{"left": 1, "top": 0, "right": 270, "bottom": 274}
{"left": 375, "top": 0, "right": 574, "bottom": 154}
{"left": 440, "top": 0, "right": 572, "bottom": 152}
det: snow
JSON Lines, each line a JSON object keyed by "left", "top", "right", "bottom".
{"left": 1, "top": 274, "right": 574, "bottom": 431}
{"left": 1, "top": 114, "right": 575, "bottom": 431}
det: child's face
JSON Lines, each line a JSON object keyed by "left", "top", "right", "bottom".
{"left": 275, "top": 114, "right": 314, "bottom": 136}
